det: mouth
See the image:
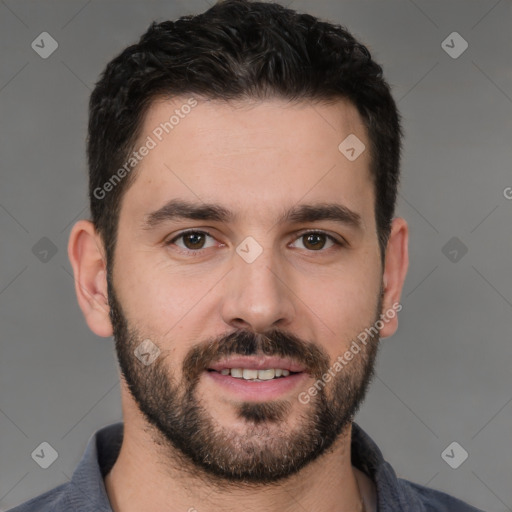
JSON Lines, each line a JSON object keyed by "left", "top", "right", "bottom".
{"left": 204, "top": 356, "right": 309, "bottom": 400}
{"left": 206, "top": 367, "right": 300, "bottom": 381}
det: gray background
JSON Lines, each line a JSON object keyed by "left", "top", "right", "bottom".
{"left": 1, "top": 0, "right": 511, "bottom": 510}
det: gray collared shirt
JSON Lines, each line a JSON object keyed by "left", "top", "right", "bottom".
{"left": 7, "top": 422, "right": 485, "bottom": 512}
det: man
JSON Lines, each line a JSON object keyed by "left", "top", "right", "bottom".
{"left": 8, "top": 0, "right": 484, "bottom": 511}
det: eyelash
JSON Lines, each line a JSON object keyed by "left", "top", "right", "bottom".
{"left": 165, "top": 229, "right": 345, "bottom": 256}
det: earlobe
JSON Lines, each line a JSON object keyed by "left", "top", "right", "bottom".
{"left": 379, "top": 217, "right": 409, "bottom": 339}
{"left": 67, "top": 220, "right": 113, "bottom": 338}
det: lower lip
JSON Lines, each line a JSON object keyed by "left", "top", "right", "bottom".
{"left": 205, "top": 370, "right": 309, "bottom": 401}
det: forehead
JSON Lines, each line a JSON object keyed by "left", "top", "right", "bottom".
{"left": 119, "top": 96, "right": 374, "bottom": 229}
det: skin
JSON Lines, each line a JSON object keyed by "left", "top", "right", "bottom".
{"left": 68, "top": 96, "right": 408, "bottom": 512}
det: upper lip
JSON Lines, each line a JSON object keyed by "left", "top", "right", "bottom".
{"left": 208, "top": 356, "right": 306, "bottom": 373}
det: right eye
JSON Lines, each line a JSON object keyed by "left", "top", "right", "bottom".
{"left": 165, "top": 230, "right": 219, "bottom": 254}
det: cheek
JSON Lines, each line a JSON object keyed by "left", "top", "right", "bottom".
{"left": 111, "top": 251, "right": 172, "bottom": 332}
{"left": 113, "top": 251, "right": 215, "bottom": 359}
{"left": 302, "top": 262, "right": 381, "bottom": 356}
{"left": 315, "top": 284, "right": 378, "bottom": 330}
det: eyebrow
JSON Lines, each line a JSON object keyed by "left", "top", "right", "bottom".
{"left": 142, "top": 199, "right": 363, "bottom": 232}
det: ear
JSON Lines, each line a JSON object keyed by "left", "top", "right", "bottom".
{"left": 67, "top": 220, "right": 113, "bottom": 337}
{"left": 379, "top": 217, "right": 409, "bottom": 339}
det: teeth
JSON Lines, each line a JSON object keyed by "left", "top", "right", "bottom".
{"left": 257, "top": 369, "right": 275, "bottom": 380}
{"left": 243, "top": 369, "right": 259, "bottom": 380}
{"left": 217, "top": 368, "right": 293, "bottom": 380}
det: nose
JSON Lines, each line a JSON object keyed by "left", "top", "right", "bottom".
{"left": 220, "top": 245, "right": 296, "bottom": 333}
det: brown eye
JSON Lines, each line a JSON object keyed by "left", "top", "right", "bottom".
{"left": 302, "top": 233, "right": 327, "bottom": 250}
{"left": 182, "top": 232, "right": 207, "bottom": 250}
{"left": 290, "top": 231, "right": 342, "bottom": 252}
{"left": 167, "top": 230, "right": 216, "bottom": 252}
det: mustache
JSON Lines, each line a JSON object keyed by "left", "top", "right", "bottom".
{"left": 182, "top": 328, "right": 330, "bottom": 384}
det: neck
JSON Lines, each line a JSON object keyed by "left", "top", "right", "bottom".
{"left": 104, "top": 401, "right": 365, "bottom": 512}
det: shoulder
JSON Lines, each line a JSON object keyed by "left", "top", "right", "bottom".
{"left": 5, "top": 482, "right": 69, "bottom": 512}
{"left": 399, "top": 478, "right": 486, "bottom": 512}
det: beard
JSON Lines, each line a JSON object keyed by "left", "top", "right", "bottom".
{"left": 107, "top": 271, "right": 381, "bottom": 486}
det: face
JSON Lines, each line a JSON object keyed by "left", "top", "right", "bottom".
{"left": 107, "top": 97, "right": 385, "bottom": 484}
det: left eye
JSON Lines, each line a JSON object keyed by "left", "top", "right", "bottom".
{"left": 166, "top": 230, "right": 341, "bottom": 253}
{"left": 290, "top": 231, "right": 339, "bottom": 251}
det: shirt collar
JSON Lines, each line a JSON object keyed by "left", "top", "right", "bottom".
{"left": 69, "top": 421, "right": 415, "bottom": 511}
{"left": 351, "top": 423, "right": 425, "bottom": 511}
{"left": 66, "top": 421, "right": 123, "bottom": 511}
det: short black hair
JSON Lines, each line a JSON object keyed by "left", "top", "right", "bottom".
{"left": 87, "top": 0, "right": 402, "bottom": 268}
